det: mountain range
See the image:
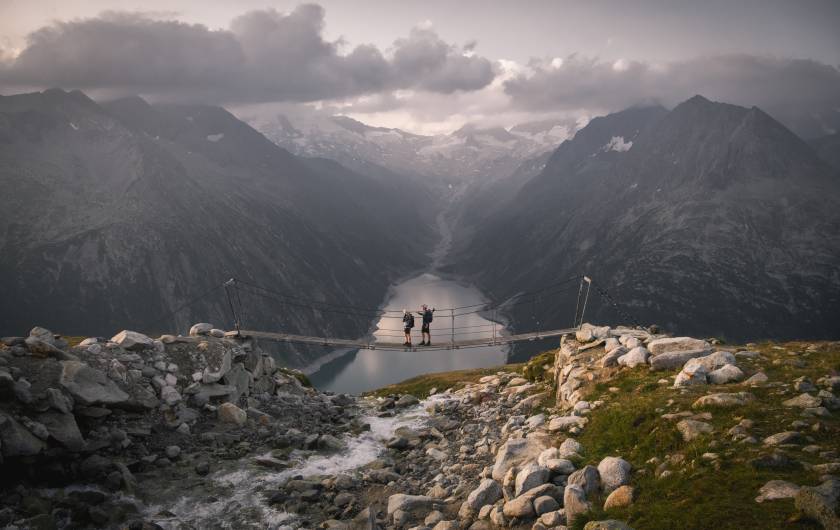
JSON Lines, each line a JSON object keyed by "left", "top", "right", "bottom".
{"left": 247, "top": 110, "right": 581, "bottom": 184}
{"left": 447, "top": 95, "right": 840, "bottom": 342}
{"left": 0, "top": 89, "right": 435, "bottom": 366}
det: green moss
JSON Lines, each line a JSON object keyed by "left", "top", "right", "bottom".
{"left": 523, "top": 349, "right": 557, "bottom": 383}
{"left": 276, "top": 367, "right": 312, "bottom": 388}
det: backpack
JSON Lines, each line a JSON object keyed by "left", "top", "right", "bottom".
{"left": 406, "top": 314, "right": 415, "bottom": 328}
{"left": 424, "top": 310, "right": 433, "bottom": 323}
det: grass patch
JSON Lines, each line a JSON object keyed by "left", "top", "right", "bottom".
{"left": 364, "top": 364, "right": 523, "bottom": 398}
{"left": 61, "top": 336, "right": 87, "bottom": 347}
{"left": 574, "top": 340, "right": 840, "bottom": 530}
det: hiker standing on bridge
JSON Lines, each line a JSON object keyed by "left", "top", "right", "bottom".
{"left": 402, "top": 309, "right": 415, "bottom": 346}
{"left": 417, "top": 304, "right": 435, "bottom": 346}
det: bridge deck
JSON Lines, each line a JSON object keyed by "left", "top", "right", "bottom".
{"left": 233, "top": 328, "right": 577, "bottom": 351}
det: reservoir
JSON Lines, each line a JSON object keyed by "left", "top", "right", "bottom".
{"left": 309, "top": 273, "right": 509, "bottom": 394}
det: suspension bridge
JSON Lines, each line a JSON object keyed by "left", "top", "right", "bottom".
{"left": 150, "top": 274, "right": 638, "bottom": 352}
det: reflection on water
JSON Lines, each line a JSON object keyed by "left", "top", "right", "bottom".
{"left": 310, "top": 273, "right": 509, "bottom": 394}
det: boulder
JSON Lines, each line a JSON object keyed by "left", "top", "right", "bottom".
{"left": 459, "top": 479, "right": 503, "bottom": 519}
{"left": 515, "top": 462, "right": 550, "bottom": 497}
{"left": 545, "top": 458, "right": 576, "bottom": 475}
{"left": 794, "top": 478, "right": 840, "bottom": 530}
{"left": 597, "top": 457, "right": 631, "bottom": 493}
{"left": 502, "top": 495, "right": 535, "bottom": 519}
{"left": 209, "top": 329, "right": 226, "bottom": 338}
{"left": 576, "top": 328, "right": 594, "bottom": 343}
{"left": 396, "top": 394, "right": 421, "bottom": 408}
{"left": 36, "top": 411, "right": 85, "bottom": 451}
{"left": 59, "top": 361, "right": 129, "bottom": 406}
{"left": 692, "top": 392, "right": 753, "bottom": 408}
{"left": 564, "top": 484, "right": 591, "bottom": 525}
{"left": 548, "top": 416, "right": 588, "bottom": 432}
{"left": 782, "top": 393, "right": 822, "bottom": 408}
{"left": 742, "top": 372, "right": 768, "bottom": 386}
{"left": 684, "top": 351, "right": 736, "bottom": 373}
{"left": 0, "top": 413, "right": 45, "bottom": 456}
{"left": 558, "top": 438, "right": 583, "bottom": 458}
{"left": 617, "top": 347, "right": 649, "bottom": 368}
{"left": 387, "top": 494, "right": 433, "bottom": 517}
{"left": 160, "top": 386, "right": 182, "bottom": 406}
{"left": 533, "top": 495, "right": 560, "bottom": 515}
{"left": 223, "top": 363, "right": 252, "bottom": 403}
{"left": 604, "top": 338, "right": 621, "bottom": 352}
{"left": 648, "top": 337, "right": 709, "bottom": 355}
{"left": 676, "top": 419, "right": 713, "bottom": 441}
{"left": 673, "top": 364, "right": 708, "bottom": 388}
{"left": 755, "top": 480, "right": 800, "bottom": 503}
{"left": 603, "top": 485, "right": 635, "bottom": 509}
{"left": 567, "top": 465, "right": 600, "bottom": 497}
{"left": 708, "top": 364, "right": 744, "bottom": 385}
{"left": 492, "top": 436, "right": 550, "bottom": 481}
{"left": 201, "top": 343, "right": 232, "bottom": 384}
{"left": 29, "top": 326, "right": 57, "bottom": 345}
{"left": 109, "top": 330, "right": 153, "bottom": 351}
{"left": 601, "top": 347, "right": 627, "bottom": 368}
{"left": 762, "top": 431, "right": 804, "bottom": 446}
{"left": 218, "top": 403, "right": 247, "bottom": 426}
{"left": 189, "top": 323, "right": 214, "bottom": 336}
{"left": 649, "top": 348, "right": 710, "bottom": 371}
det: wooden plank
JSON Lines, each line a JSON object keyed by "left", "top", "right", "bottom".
{"left": 236, "top": 328, "right": 577, "bottom": 351}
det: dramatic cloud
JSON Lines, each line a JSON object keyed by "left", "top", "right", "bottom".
{"left": 0, "top": 4, "right": 495, "bottom": 103}
{"left": 504, "top": 54, "right": 840, "bottom": 136}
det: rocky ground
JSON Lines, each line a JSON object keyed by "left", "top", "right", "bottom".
{"left": 1, "top": 323, "right": 839, "bottom": 530}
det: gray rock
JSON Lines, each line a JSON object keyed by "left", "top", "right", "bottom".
{"left": 583, "top": 521, "right": 633, "bottom": 530}
{"left": 189, "top": 323, "right": 214, "bottom": 336}
{"left": 649, "top": 348, "right": 711, "bottom": 371}
{"left": 209, "top": 328, "right": 226, "bottom": 338}
{"left": 692, "top": 392, "right": 753, "bottom": 408}
{"left": 648, "top": 337, "right": 709, "bottom": 355}
{"left": 708, "top": 364, "right": 744, "bottom": 384}
{"left": 755, "top": 480, "right": 800, "bottom": 502}
{"left": 782, "top": 393, "right": 822, "bottom": 408}
{"left": 459, "top": 479, "right": 503, "bottom": 519}
{"left": 492, "top": 436, "right": 550, "bottom": 481}
{"left": 533, "top": 495, "right": 560, "bottom": 515}
{"left": 564, "top": 484, "right": 591, "bottom": 525}
{"left": 677, "top": 419, "right": 713, "bottom": 441}
{"left": 160, "top": 386, "right": 182, "bottom": 406}
{"left": 567, "top": 465, "right": 600, "bottom": 497}
{"left": 218, "top": 402, "right": 247, "bottom": 425}
{"left": 37, "top": 411, "right": 85, "bottom": 451}
{"left": 110, "top": 330, "right": 153, "bottom": 351}
{"left": 601, "top": 346, "right": 627, "bottom": 367}
{"left": 558, "top": 438, "right": 583, "bottom": 458}
{"left": 617, "top": 346, "right": 649, "bottom": 368}
{"left": 684, "top": 351, "right": 736, "bottom": 372}
{"left": 29, "top": 326, "right": 56, "bottom": 345}
{"left": 742, "top": 371, "right": 768, "bottom": 386}
{"left": 201, "top": 342, "right": 232, "bottom": 384}
{"left": 502, "top": 495, "right": 535, "bottom": 519}
{"left": 597, "top": 456, "right": 631, "bottom": 493}
{"left": 396, "top": 394, "right": 421, "bottom": 408}
{"left": 794, "top": 478, "right": 840, "bottom": 529}
{"left": 0, "top": 413, "right": 45, "bottom": 456}
{"left": 165, "top": 445, "right": 181, "bottom": 459}
{"left": 515, "top": 462, "right": 550, "bottom": 496}
{"left": 548, "top": 416, "right": 587, "bottom": 432}
{"left": 673, "top": 363, "right": 708, "bottom": 387}
{"left": 762, "top": 431, "right": 804, "bottom": 446}
{"left": 59, "top": 361, "right": 129, "bottom": 406}
{"left": 387, "top": 494, "right": 434, "bottom": 517}
{"left": 223, "top": 363, "right": 252, "bottom": 403}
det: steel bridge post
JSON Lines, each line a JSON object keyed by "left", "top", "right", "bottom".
{"left": 223, "top": 278, "right": 241, "bottom": 336}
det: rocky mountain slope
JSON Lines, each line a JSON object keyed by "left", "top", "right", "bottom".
{"left": 810, "top": 132, "right": 840, "bottom": 170}
{"left": 248, "top": 111, "right": 580, "bottom": 183}
{"left": 0, "top": 89, "right": 435, "bottom": 365}
{"left": 448, "top": 96, "right": 840, "bottom": 342}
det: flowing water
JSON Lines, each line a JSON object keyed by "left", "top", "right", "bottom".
{"left": 144, "top": 401, "right": 430, "bottom": 529}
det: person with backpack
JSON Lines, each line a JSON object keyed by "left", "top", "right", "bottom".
{"left": 402, "top": 309, "right": 415, "bottom": 346}
{"left": 417, "top": 304, "right": 435, "bottom": 346}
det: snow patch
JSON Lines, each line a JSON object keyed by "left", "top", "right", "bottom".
{"left": 206, "top": 133, "right": 224, "bottom": 142}
{"left": 604, "top": 136, "right": 633, "bottom": 152}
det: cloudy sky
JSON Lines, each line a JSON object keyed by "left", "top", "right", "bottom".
{"left": 1, "top": 0, "right": 839, "bottom": 135}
